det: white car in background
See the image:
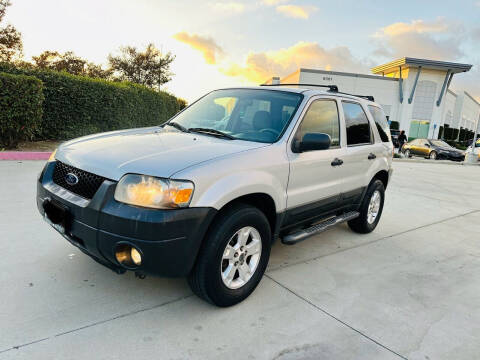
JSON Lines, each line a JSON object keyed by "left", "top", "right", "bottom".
{"left": 465, "top": 139, "right": 480, "bottom": 161}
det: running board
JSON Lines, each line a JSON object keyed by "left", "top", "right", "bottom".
{"left": 281, "top": 211, "right": 360, "bottom": 245}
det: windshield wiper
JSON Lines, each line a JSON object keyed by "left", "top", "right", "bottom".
{"left": 164, "top": 122, "right": 189, "bottom": 133}
{"left": 188, "top": 127, "right": 235, "bottom": 140}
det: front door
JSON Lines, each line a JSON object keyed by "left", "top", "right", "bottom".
{"left": 285, "top": 98, "right": 345, "bottom": 227}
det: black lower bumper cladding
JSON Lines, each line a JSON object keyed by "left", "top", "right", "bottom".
{"left": 37, "top": 161, "right": 217, "bottom": 277}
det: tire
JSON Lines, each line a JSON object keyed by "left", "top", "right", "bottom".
{"left": 187, "top": 204, "right": 271, "bottom": 307}
{"left": 429, "top": 151, "right": 437, "bottom": 160}
{"left": 348, "top": 180, "right": 385, "bottom": 234}
{"left": 404, "top": 149, "right": 411, "bottom": 158}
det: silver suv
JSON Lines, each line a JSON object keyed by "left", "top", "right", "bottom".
{"left": 37, "top": 85, "right": 393, "bottom": 307}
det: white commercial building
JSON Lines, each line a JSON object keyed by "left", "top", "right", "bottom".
{"left": 269, "top": 58, "right": 480, "bottom": 141}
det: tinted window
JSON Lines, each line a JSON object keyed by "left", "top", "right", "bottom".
{"left": 171, "top": 89, "right": 303, "bottom": 143}
{"left": 342, "top": 102, "right": 371, "bottom": 146}
{"left": 295, "top": 100, "right": 340, "bottom": 147}
{"left": 368, "top": 105, "right": 391, "bottom": 143}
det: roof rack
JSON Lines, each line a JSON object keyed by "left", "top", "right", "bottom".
{"left": 260, "top": 83, "right": 339, "bottom": 92}
{"left": 339, "top": 93, "right": 375, "bottom": 102}
{"left": 260, "top": 83, "right": 375, "bottom": 102}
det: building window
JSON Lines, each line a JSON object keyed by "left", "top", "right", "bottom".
{"left": 342, "top": 102, "right": 371, "bottom": 146}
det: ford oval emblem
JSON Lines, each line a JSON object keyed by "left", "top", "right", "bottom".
{"left": 65, "top": 173, "right": 79, "bottom": 186}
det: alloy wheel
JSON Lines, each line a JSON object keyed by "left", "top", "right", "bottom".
{"left": 367, "top": 190, "right": 381, "bottom": 224}
{"left": 220, "top": 226, "right": 262, "bottom": 289}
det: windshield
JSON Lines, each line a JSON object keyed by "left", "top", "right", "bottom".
{"left": 430, "top": 140, "right": 451, "bottom": 148}
{"left": 168, "top": 89, "right": 303, "bottom": 143}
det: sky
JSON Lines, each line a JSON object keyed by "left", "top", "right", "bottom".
{"left": 4, "top": 0, "right": 480, "bottom": 102}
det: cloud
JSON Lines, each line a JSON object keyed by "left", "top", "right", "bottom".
{"left": 275, "top": 5, "right": 317, "bottom": 19}
{"left": 209, "top": 2, "right": 245, "bottom": 14}
{"left": 373, "top": 18, "right": 464, "bottom": 60}
{"left": 376, "top": 19, "right": 450, "bottom": 37}
{"left": 262, "top": 0, "right": 288, "bottom": 5}
{"left": 173, "top": 32, "right": 224, "bottom": 64}
{"left": 219, "top": 41, "right": 367, "bottom": 83}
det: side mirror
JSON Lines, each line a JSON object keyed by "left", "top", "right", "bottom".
{"left": 425, "top": 143, "right": 430, "bottom": 148}
{"left": 293, "top": 133, "right": 331, "bottom": 153}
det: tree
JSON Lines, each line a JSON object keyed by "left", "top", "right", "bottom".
{"left": 32, "top": 51, "right": 86, "bottom": 75}
{"left": 0, "top": 0, "right": 22, "bottom": 62}
{"left": 32, "top": 50, "right": 112, "bottom": 79}
{"left": 108, "top": 43, "right": 175, "bottom": 90}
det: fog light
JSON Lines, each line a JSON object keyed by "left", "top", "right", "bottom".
{"left": 130, "top": 247, "right": 142, "bottom": 266}
{"left": 115, "top": 244, "right": 142, "bottom": 267}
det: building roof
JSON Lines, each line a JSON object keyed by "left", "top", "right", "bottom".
{"left": 299, "top": 68, "right": 398, "bottom": 81}
{"left": 464, "top": 91, "right": 480, "bottom": 106}
{"left": 371, "top": 57, "right": 472, "bottom": 75}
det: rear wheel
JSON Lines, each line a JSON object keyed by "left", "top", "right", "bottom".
{"left": 348, "top": 180, "right": 385, "bottom": 234}
{"left": 188, "top": 204, "right": 271, "bottom": 307}
{"left": 429, "top": 151, "right": 437, "bottom": 160}
{"left": 404, "top": 149, "right": 411, "bottom": 158}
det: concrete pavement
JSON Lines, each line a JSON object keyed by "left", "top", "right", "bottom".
{"left": 0, "top": 160, "right": 479, "bottom": 359}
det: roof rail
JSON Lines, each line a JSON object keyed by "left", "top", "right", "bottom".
{"left": 260, "top": 83, "right": 339, "bottom": 92}
{"left": 260, "top": 83, "right": 375, "bottom": 101}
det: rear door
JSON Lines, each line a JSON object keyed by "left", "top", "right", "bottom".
{"left": 339, "top": 101, "right": 377, "bottom": 207}
{"left": 285, "top": 97, "right": 345, "bottom": 226}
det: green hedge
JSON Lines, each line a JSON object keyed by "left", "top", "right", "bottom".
{"left": 0, "top": 63, "right": 182, "bottom": 141}
{"left": 0, "top": 72, "right": 44, "bottom": 148}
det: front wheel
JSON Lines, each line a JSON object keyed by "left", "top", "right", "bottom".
{"left": 403, "top": 149, "right": 411, "bottom": 158}
{"left": 188, "top": 204, "right": 271, "bottom": 307}
{"left": 348, "top": 180, "right": 385, "bottom": 234}
{"left": 429, "top": 151, "right": 437, "bottom": 160}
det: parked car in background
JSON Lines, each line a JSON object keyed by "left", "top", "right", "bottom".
{"left": 465, "top": 139, "right": 480, "bottom": 161}
{"left": 390, "top": 129, "right": 400, "bottom": 148}
{"left": 402, "top": 138, "right": 465, "bottom": 161}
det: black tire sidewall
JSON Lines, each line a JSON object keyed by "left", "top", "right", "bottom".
{"left": 349, "top": 180, "right": 385, "bottom": 233}
{"left": 202, "top": 205, "right": 271, "bottom": 306}
{"left": 362, "top": 180, "right": 385, "bottom": 232}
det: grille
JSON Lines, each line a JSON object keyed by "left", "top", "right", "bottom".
{"left": 52, "top": 161, "right": 106, "bottom": 199}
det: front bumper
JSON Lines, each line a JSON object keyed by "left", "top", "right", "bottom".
{"left": 37, "top": 162, "right": 217, "bottom": 277}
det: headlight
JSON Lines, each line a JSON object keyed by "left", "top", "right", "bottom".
{"left": 114, "top": 174, "right": 194, "bottom": 209}
{"left": 48, "top": 149, "right": 57, "bottom": 162}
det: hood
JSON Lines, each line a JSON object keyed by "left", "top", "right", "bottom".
{"left": 56, "top": 127, "right": 267, "bottom": 180}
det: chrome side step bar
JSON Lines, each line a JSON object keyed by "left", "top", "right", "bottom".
{"left": 281, "top": 211, "right": 360, "bottom": 245}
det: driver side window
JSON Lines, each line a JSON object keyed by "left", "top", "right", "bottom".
{"left": 295, "top": 100, "right": 340, "bottom": 148}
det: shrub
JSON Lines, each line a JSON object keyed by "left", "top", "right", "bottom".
{"left": 0, "top": 72, "right": 44, "bottom": 148}
{"left": 0, "top": 63, "right": 183, "bottom": 140}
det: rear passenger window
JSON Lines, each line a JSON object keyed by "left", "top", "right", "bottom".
{"left": 368, "top": 105, "right": 391, "bottom": 143}
{"left": 295, "top": 100, "right": 340, "bottom": 147}
{"left": 342, "top": 102, "right": 371, "bottom": 146}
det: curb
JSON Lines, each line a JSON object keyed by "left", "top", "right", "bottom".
{"left": 0, "top": 152, "right": 52, "bottom": 161}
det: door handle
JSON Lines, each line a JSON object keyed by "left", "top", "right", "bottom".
{"left": 331, "top": 158, "right": 343, "bottom": 166}
{"left": 368, "top": 153, "right": 376, "bottom": 160}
